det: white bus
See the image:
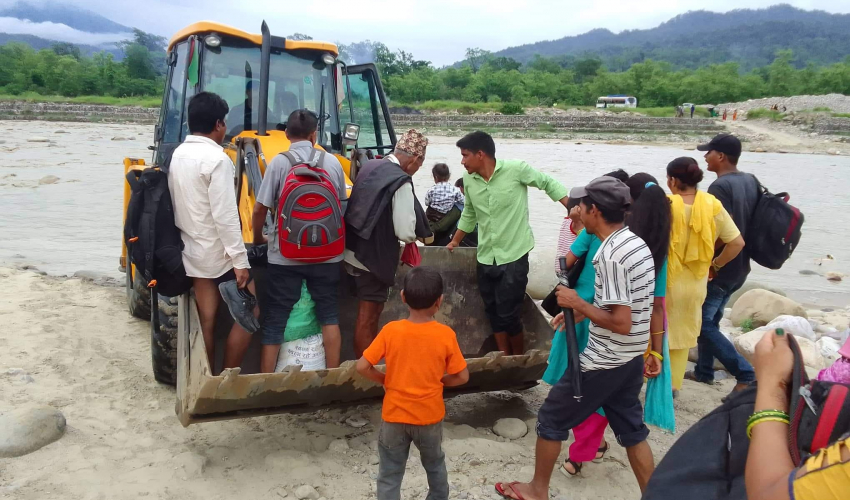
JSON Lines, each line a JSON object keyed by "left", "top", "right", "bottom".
{"left": 596, "top": 95, "right": 638, "bottom": 108}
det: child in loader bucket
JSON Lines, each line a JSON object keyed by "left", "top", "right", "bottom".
{"left": 356, "top": 266, "right": 469, "bottom": 500}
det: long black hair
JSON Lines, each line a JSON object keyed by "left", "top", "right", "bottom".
{"left": 626, "top": 173, "right": 671, "bottom": 271}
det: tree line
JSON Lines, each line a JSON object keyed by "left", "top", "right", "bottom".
{"left": 369, "top": 48, "right": 850, "bottom": 109}
{"left": 0, "top": 29, "right": 166, "bottom": 98}
{"left": 2, "top": 33, "right": 849, "bottom": 111}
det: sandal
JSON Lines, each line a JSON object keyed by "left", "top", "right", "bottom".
{"left": 593, "top": 441, "right": 609, "bottom": 464}
{"left": 559, "top": 458, "right": 582, "bottom": 477}
{"left": 495, "top": 482, "right": 527, "bottom": 500}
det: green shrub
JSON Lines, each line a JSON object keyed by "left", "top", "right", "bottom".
{"left": 812, "top": 107, "right": 832, "bottom": 112}
{"left": 740, "top": 318, "right": 755, "bottom": 333}
{"left": 499, "top": 103, "right": 524, "bottom": 115}
{"left": 746, "top": 109, "right": 784, "bottom": 122}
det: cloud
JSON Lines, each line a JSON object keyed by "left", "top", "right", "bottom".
{"left": 0, "top": 16, "right": 130, "bottom": 45}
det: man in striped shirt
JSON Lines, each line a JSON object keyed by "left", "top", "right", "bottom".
{"left": 496, "top": 176, "right": 656, "bottom": 500}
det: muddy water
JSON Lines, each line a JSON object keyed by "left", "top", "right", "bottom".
{"left": 1, "top": 121, "right": 848, "bottom": 306}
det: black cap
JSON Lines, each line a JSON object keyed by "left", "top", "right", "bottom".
{"left": 697, "top": 133, "right": 741, "bottom": 157}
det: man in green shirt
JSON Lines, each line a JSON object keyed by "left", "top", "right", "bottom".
{"left": 447, "top": 131, "right": 569, "bottom": 355}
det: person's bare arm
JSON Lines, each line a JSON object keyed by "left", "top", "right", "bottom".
{"left": 715, "top": 234, "right": 745, "bottom": 268}
{"left": 558, "top": 195, "right": 570, "bottom": 210}
{"left": 447, "top": 229, "right": 467, "bottom": 250}
{"left": 252, "top": 203, "right": 269, "bottom": 245}
{"left": 555, "top": 287, "right": 631, "bottom": 334}
{"left": 745, "top": 330, "right": 795, "bottom": 500}
{"left": 356, "top": 357, "right": 386, "bottom": 385}
{"left": 645, "top": 297, "right": 664, "bottom": 378}
{"left": 442, "top": 367, "right": 470, "bottom": 387}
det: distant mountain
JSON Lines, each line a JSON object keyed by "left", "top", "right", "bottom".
{"left": 0, "top": 32, "right": 122, "bottom": 58}
{"left": 484, "top": 4, "right": 850, "bottom": 71}
{"left": 0, "top": 1, "right": 131, "bottom": 34}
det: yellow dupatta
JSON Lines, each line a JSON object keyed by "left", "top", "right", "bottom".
{"left": 668, "top": 190, "right": 721, "bottom": 282}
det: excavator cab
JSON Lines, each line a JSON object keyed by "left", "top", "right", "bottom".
{"left": 121, "top": 22, "right": 554, "bottom": 426}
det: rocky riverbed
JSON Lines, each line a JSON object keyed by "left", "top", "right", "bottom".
{"left": 0, "top": 266, "right": 752, "bottom": 500}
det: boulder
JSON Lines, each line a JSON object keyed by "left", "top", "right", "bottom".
{"left": 825, "top": 272, "right": 843, "bottom": 282}
{"left": 327, "top": 439, "right": 349, "bottom": 453}
{"left": 526, "top": 247, "right": 558, "bottom": 300}
{"left": 38, "top": 175, "right": 60, "bottom": 185}
{"left": 729, "top": 282, "right": 786, "bottom": 308}
{"left": 295, "top": 485, "right": 320, "bottom": 500}
{"left": 750, "top": 315, "right": 816, "bottom": 341}
{"left": 734, "top": 331, "right": 825, "bottom": 370}
{"left": 731, "top": 289, "right": 807, "bottom": 328}
{"left": 0, "top": 405, "right": 66, "bottom": 457}
{"left": 492, "top": 418, "right": 528, "bottom": 440}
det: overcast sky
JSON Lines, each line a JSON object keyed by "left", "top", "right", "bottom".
{"left": 7, "top": 0, "right": 850, "bottom": 65}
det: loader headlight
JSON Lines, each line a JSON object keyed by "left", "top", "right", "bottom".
{"left": 321, "top": 53, "right": 336, "bottom": 66}
{"left": 204, "top": 34, "right": 221, "bottom": 48}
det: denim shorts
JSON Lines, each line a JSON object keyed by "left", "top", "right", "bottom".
{"left": 262, "top": 262, "right": 340, "bottom": 345}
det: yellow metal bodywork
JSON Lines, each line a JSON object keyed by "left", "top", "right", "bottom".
{"left": 167, "top": 21, "right": 339, "bottom": 56}
{"left": 121, "top": 157, "right": 148, "bottom": 272}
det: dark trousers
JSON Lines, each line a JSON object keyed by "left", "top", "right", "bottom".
{"left": 694, "top": 282, "right": 756, "bottom": 384}
{"left": 377, "top": 421, "right": 448, "bottom": 500}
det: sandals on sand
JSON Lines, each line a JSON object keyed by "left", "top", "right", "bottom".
{"left": 495, "top": 482, "right": 527, "bottom": 500}
{"left": 559, "top": 441, "right": 609, "bottom": 477}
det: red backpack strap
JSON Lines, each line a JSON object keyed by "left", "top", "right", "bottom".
{"left": 810, "top": 385, "right": 849, "bottom": 452}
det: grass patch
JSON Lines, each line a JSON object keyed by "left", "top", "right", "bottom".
{"left": 812, "top": 107, "right": 832, "bottom": 112}
{"left": 406, "top": 100, "right": 501, "bottom": 114}
{"left": 831, "top": 112, "right": 850, "bottom": 119}
{"left": 746, "top": 108, "right": 784, "bottom": 122}
{"left": 0, "top": 92, "right": 160, "bottom": 108}
{"left": 740, "top": 318, "right": 755, "bottom": 333}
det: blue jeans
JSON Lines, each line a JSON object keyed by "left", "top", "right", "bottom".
{"left": 695, "top": 282, "right": 755, "bottom": 384}
{"left": 377, "top": 421, "right": 448, "bottom": 500}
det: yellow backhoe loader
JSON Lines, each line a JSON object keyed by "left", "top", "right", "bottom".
{"left": 120, "top": 21, "right": 554, "bottom": 426}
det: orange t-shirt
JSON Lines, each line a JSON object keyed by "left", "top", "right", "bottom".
{"left": 363, "top": 319, "right": 467, "bottom": 425}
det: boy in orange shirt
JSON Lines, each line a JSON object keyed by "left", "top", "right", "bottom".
{"left": 357, "top": 266, "right": 469, "bottom": 500}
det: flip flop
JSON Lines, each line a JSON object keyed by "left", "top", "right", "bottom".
{"left": 495, "top": 482, "right": 527, "bottom": 500}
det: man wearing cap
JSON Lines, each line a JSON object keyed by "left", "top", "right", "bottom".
{"left": 496, "top": 177, "right": 657, "bottom": 500}
{"left": 448, "top": 131, "right": 569, "bottom": 356}
{"left": 344, "top": 129, "right": 432, "bottom": 356}
{"left": 689, "top": 133, "right": 757, "bottom": 392}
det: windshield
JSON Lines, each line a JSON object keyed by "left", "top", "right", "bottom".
{"left": 201, "top": 38, "right": 339, "bottom": 144}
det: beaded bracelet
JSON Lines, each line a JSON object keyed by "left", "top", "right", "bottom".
{"left": 746, "top": 409, "right": 790, "bottom": 439}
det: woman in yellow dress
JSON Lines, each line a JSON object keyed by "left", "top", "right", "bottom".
{"left": 665, "top": 157, "right": 745, "bottom": 393}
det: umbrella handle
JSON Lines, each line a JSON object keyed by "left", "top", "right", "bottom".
{"left": 558, "top": 257, "right": 583, "bottom": 401}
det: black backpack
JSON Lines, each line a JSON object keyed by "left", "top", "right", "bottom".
{"left": 124, "top": 168, "right": 192, "bottom": 297}
{"left": 747, "top": 176, "right": 804, "bottom": 270}
{"left": 642, "top": 335, "right": 850, "bottom": 500}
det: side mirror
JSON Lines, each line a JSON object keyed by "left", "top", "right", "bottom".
{"left": 342, "top": 123, "right": 360, "bottom": 146}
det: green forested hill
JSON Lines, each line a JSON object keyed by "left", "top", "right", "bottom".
{"left": 490, "top": 5, "right": 850, "bottom": 71}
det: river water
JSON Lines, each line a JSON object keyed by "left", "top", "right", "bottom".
{"left": 1, "top": 121, "right": 848, "bottom": 307}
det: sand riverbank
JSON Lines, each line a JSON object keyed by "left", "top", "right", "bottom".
{"left": 0, "top": 267, "right": 736, "bottom": 500}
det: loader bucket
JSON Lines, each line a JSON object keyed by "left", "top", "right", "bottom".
{"left": 176, "top": 247, "right": 554, "bottom": 426}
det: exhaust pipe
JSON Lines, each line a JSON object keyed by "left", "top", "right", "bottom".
{"left": 257, "top": 21, "right": 271, "bottom": 136}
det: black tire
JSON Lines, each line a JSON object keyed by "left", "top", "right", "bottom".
{"left": 151, "top": 294, "right": 179, "bottom": 386}
{"left": 126, "top": 264, "right": 151, "bottom": 320}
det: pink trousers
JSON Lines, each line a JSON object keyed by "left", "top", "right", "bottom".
{"left": 568, "top": 412, "right": 608, "bottom": 462}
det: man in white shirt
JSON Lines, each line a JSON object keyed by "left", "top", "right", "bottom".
{"left": 168, "top": 92, "right": 254, "bottom": 371}
{"left": 497, "top": 177, "right": 657, "bottom": 500}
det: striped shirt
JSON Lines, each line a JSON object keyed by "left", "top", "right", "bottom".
{"left": 580, "top": 227, "right": 655, "bottom": 372}
{"left": 555, "top": 218, "right": 578, "bottom": 273}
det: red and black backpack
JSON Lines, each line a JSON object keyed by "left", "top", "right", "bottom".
{"left": 276, "top": 149, "right": 345, "bottom": 263}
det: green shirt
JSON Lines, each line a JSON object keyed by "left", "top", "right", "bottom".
{"left": 458, "top": 159, "right": 568, "bottom": 265}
